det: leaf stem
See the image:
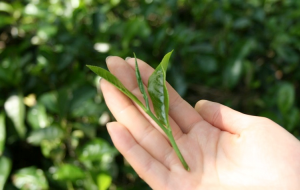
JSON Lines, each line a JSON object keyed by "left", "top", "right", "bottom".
{"left": 166, "top": 128, "right": 190, "bottom": 171}
{"left": 145, "top": 110, "right": 190, "bottom": 171}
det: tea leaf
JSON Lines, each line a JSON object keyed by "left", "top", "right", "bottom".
{"left": 12, "top": 166, "right": 48, "bottom": 190}
{"left": 0, "top": 156, "right": 11, "bottom": 189}
{"left": 0, "top": 112, "right": 5, "bottom": 156}
{"left": 134, "top": 53, "right": 150, "bottom": 111}
{"left": 87, "top": 65, "right": 144, "bottom": 109}
{"left": 4, "top": 94, "right": 26, "bottom": 138}
{"left": 147, "top": 51, "right": 173, "bottom": 127}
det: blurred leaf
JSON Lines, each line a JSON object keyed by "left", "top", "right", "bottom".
{"left": 27, "top": 103, "right": 49, "bottom": 129}
{"left": 53, "top": 164, "right": 85, "bottom": 181}
{"left": 223, "top": 39, "right": 255, "bottom": 88}
{"left": 0, "top": 2, "right": 13, "bottom": 13}
{"left": 97, "top": 173, "right": 112, "bottom": 190}
{"left": 69, "top": 85, "right": 96, "bottom": 115}
{"left": 197, "top": 55, "right": 218, "bottom": 73}
{"left": 73, "top": 123, "right": 96, "bottom": 139}
{"left": 79, "top": 138, "right": 116, "bottom": 161}
{"left": 0, "top": 16, "right": 14, "bottom": 28}
{"left": 0, "top": 156, "right": 12, "bottom": 190}
{"left": 57, "top": 89, "right": 71, "bottom": 118}
{"left": 40, "top": 140, "right": 65, "bottom": 160}
{"left": 285, "top": 108, "right": 300, "bottom": 131}
{"left": 4, "top": 94, "right": 26, "bottom": 138}
{"left": 39, "top": 92, "right": 58, "bottom": 114}
{"left": 12, "top": 167, "right": 48, "bottom": 190}
{"left": 0, "top": 112, "right": 5, "bottom": 156}
{"left": 27, "top": 126, "right": 64, "bottom": 146}
{"left": 277, "top": 82, "right": 295, "bottom": 113}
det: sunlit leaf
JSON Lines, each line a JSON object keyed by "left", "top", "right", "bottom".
{"left": 0, "top": 156, "right": 11, "bottom": 190}
{"left": 53, "top": 164, "right": 85, "bottom": 181}
{"left": 4, "top": 94, "right": 26, "bottom": 138}
{"left": 0, "top": 112, "right": 5, "bottom": 156}
{"left": 0, "top": 2, "right": 13, "bottom": 13}
{"left": 27, "top": 103, "right": 49, "bottom": 129}
{"left": 12, "top": 166, "right": 48, "bottom": 190}
{"left": 147, "top": 51, "right": 173, "bottom": 127}
{"left": 27, "top": 126, "right": 64, "bottom": 145}
{"left": 86, "top": 65, "right": 144, "bottom": 109}
{"left": 97, "top": 173, "right": 112, "bottom": 190}
{"left": 79, "top": 138, "right": 117, "bottom": 161}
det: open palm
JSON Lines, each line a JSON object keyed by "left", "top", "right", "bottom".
{"left": 100, "top": 56, "right": 300, "bottom": 190}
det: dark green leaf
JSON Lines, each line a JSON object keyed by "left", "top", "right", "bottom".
{"left": 86, "top": 65, "right": 144, "bottom": 109}
{"left": 4, "top": 94, "right": 26, "bottom": 138}
{"left": 0, "top": 156, "right": 11, "bottom": 190}
{"left": 134, "top": 53, "right": 150, "bottom": 110}
{"left": 0, "top": 112, "right": 5, "bottom": 156}
{"left": 277, "top": 83, "right": 295, "bottom": 113}
{"left": 147, "top": 51, "right": 173, "bottom": 127}
{"left": 12, "top": 166, "right": 48, "bottom": 190}
{"left": 39, "top": 92, "right": 58, "bottom": 113}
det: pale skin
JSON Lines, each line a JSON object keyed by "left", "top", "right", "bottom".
{"left": 100, "top": 56, "right": 300, "bottom": 190}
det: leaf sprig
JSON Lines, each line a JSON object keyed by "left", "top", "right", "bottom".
{"left": 87, "top": 51, "right": 189, "bottom": 171}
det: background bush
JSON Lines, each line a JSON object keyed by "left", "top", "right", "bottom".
{"left": 0, "top": 0, "right": 299, "bottom": 189}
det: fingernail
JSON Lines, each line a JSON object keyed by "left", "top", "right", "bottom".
{"left": 125, "top": 57, "right": 131, "bottom": 61}
{"left": 106, "top": 56, "right": 112, "bottom": 62}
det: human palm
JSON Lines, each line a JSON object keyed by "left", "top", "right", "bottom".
{"left": 100, "top": 56, "right": 300, "bottom": 190}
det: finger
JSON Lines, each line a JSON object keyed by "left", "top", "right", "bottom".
{"left": 101, "top": 79, "right": 181, "bottom": 169}
{"left": 125, "top": 57, "right": 203, "bottom": 133}
{"left": 195, "top": 100, "right": 251, "bottom": 134}
{"left": 105, "top": 56, "right": 183, "bottom": 138}
{"left": 107, "top": 122, "right": 170, "bottom": 190}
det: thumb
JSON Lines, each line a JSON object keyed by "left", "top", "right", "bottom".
{"left": 195, "top": 100, "right": 251, "bottom": 134}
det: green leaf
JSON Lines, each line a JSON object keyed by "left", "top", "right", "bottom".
{"left": 27, "top": 126, "right": 64, "bottom": 146}
{"left": 86, "top": 65, "right": 144, "bottom": 109}
{"left": 0, "top": 156, "right": 12, "bottom": 190}
{"left": 97, "top": 173, "right": 112, "bottom": 190}
{"left": 4, "top": 94, "right": 26, "bottom": 138}
{"left": 27, "top": 103, "right": 49, "bottom": 129}
{"left": 147, "top": 51, "right": 173, "bottom": 127}
{"left": 12, "top": 166, "right": 48, "bottom": 190}
{"left": 39, "top": 91, "right": 58, "bottom": 113}
{"left": 134, "top": 53, "right": 150, "bottom": 110}
{"left": 277, "top": 82, "right": 295, "bottom": 113}
{"left": 0, "top": 112, "right": 5, "bottom": 156}
{"left": 79, "top": 138, "right": 117, "bottom": 161}
{"left": 53, "top": 164, "right": 85, "bottom": 181}
{"left": 0, "top": 2, "right": 13, "bottom": 13}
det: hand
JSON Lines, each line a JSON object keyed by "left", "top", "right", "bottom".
{"left": 100, "top": 56, "right": 300, "bottom": 190}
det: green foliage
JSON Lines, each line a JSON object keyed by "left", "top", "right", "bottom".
{"left": 0, "top": 0, "right": 300, "bottom": 189}
{"left": 12, "top": 167, "right": 48, "bottom": 190}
